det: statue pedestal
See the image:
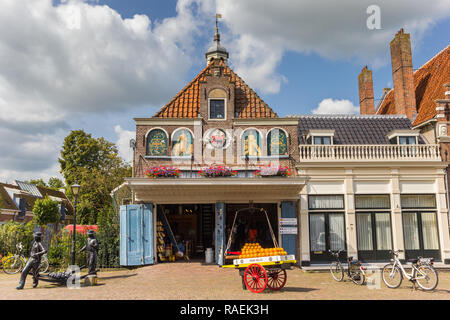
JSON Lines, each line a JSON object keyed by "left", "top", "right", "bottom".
{"left": 84, "top": 275, "right": 98, "bottom": 286}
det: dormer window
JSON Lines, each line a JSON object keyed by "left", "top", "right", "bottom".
{"left": 307, "top": 130, "right": 335, "bottom": 145}
{"left": 387, "top": 130, "right": 419, "bottom": 145}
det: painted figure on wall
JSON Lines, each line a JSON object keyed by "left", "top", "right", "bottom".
{"left": 268, "top": 129, "right": 288, "bottom": 156}
{"left": 147, "top": 129, "right": 168, "bottom": 156}
{"left": 172, "top": 129, "right": 193, "bottom": 157}
{"left": 244, "top": 130, "right": 261, "bottom": 157}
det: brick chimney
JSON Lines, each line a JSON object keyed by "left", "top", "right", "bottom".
{"left": 390, "top": 28, "right": 416, "bottom": 120}
{"left": 358, "top": 66, "right": 375, "bottom": 115}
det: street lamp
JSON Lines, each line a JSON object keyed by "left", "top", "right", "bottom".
{"left": 71, "top": 181, "right": 80, "bottom": 266}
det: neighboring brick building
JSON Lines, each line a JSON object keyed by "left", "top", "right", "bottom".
{"left": 0, "top": 181, "right": 73, "bottom": 224}
{"left": 360, "top": 28, "right": 450, "bottom": 229}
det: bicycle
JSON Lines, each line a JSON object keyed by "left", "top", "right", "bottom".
{"left": 3, "top": 243, "right": 49, "bottom": 275}
{"left": 381, "top": 250, "right": 438, "bottom": 291}
{"left": 329, "top": 249, "right": 366, "bottom": 285}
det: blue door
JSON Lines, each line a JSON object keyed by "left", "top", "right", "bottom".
{"left": 120, "top": 204, "right": 154, "bottom": 266}
{"left": 215, "top": 202, "right": 226, "bottom": 266}
{"left": 281, "top": 201, "right": 297, "bottom": 256}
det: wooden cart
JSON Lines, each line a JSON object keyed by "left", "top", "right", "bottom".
{"left": 222, "top": 204, "right": 296, "bottom": 293}
{"left": 223, "top": 255, "right": 296, "bottom": 293}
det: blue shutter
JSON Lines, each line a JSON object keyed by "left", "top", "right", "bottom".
{"left": 120, "top": 204, "right": 154, "bottom": 266}
{"left": 142, "top": 204, "right": 154, "bottom": 265}
{"left": 281, "top": 201, "right": 297, "bottom": 256}
{"left": 18, "top": 198, "right": 26, "bottom": 218}
{"left": 60, "top": 203, "right": 66, "bottom": 221}
{"left": 215, "top": 202, "right": 226, "bottom": 266}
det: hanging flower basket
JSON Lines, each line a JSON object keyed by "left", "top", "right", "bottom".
{"left": 145, "top": 166, "right": 180, "bottom": 178}
{"left": 198, "top": 166, "right": 237, "bottom": 178}
{"left": 254, "top": 165, "right": 292, "bottom": 177}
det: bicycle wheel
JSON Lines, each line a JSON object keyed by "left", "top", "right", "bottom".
{"left": 350, "top": 268, "right": 366, "bottom": 285}
{"left": 3, "top": 256, "right": 23, "bottom": 275}
{"left": 382, "top": 263, "right": 402, "bottom": 289}
{"left": 416, "top": 265, "right": 438, "bottom": 291}
{"left": 39, "top": 256, "right": 49, "bottom": 274}
{"left": 330, "top": 261, "right": 344, "bottom": 282}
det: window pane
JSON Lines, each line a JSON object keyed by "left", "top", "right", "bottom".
{"left": 355, "top": 195, "right": 390, "bottom": 209}
{"left": 309, "top": 195, "right": 344, "bottom": 210}
{"left": 375, "top": 213, "right": 392, "bottom": 250}
{"left": 357, "top": 214, "right": 373, "bottom": 250}
{"left": 403, "top": 212, "right": 420, "bottom": 250}
{"left": 329, "top": 214, "right": 345, "bottom": 251}
{"left": 401, "top": 195, "right": 436, "bottom": 208}
{"left": 314, "top": 136, "right": 331, "bottom": 145}
{"left": 209, "top": 99, "right": 225, "bottom": 119}
{"left": 399, "top": 136, "right": 416, "bottom": 145}
{"left": 421, "top": 212, "right": 439, "bottom": 250}
{"left": 310, "top": 214, "right": 326, "bottom": 251}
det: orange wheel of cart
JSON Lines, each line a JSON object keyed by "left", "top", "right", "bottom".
{"left": 243, "top": 264, "right": 267, "bottom": 293}
{"left": 267, "top": 268, "right": 287, "bottom": 291}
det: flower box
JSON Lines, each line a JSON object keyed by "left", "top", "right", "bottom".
{"left": 145, "top": 166, "right": 180, "bottom": 178}
{"left": 255, "top": 165, "right": 292, "bottom": 177}
{"left": 198, "top": 166, "right": 237, "bottom": 178}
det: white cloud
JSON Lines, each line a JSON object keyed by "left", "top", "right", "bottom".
{"left": 312, "top": 99, "right": 359, "bottom": 115}
{"left": 114, "top": 125, "right": 135, "bottom": 164}
{"left": 0, "top": 0, "right": 208, "bottom": 182}
{"left": 216, "top": 0, "right": 450, "bottom": 94}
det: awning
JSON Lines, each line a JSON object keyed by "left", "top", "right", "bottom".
{"left": 126, "top": 177, "right": 306, "bottom": 203}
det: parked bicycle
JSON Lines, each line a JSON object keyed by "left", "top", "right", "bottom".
{"left": 329, "top": 250, "right": 366, "bottom": 285}
{"left": 382, "top": 250, "right": 438, "bottom": 291}
{"left": 2, "top": 243, "right": 49, "bottom": 275}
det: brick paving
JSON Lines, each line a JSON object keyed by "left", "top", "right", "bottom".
{"left": 1, "top": 261, "right": 449, "bottom": 300}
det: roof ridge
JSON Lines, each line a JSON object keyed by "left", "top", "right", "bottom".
{"left": 289, "top": 114, "right": 409, "bottom": 119}
{"left": 414, "top": 44, "right": 450, "bottom": 75}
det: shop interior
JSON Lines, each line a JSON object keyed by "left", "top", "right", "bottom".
{"left": 156, "top": 203, "right": 278, "bottom": 262}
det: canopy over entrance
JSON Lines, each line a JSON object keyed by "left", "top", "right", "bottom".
{"left": 126, "top": 177, "right": 306, "bottom": 203}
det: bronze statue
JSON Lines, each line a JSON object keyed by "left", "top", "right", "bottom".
{"left": 16, "top": 232, "right": 47, "bottom": 290}
{"left": 79, "top": 230, "right": 99, "bottom": 275}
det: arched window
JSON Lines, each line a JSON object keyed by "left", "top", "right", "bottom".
{"left": 267, "top": 128, "right": 288, "bottom": 156}
{"left": 146, "top": 129, "right": 168, "bottom": 156}
{"left": 242, "top": 129, "right": 262, "bottom": 157}
{"left": 171, "top": 128, "right": 193, "bottom": 157}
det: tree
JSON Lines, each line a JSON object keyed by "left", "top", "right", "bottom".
{"left": 25, "top": 179, "right": 47, "bottom": 187}
{"left": 59, "top": 130, "right": 131, "bottom": 224}
{"left": 33, "top": 196, "right": 61, "bottom": 226}
{"left": 47, "top": 177, "right": 64, "bottom": 190}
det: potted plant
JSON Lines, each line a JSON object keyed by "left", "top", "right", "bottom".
{"left": 144, "top": 166, "right": 180, "bottom": 178}
{"left": 198, "top": 166, "right": 237, "bottom": 177}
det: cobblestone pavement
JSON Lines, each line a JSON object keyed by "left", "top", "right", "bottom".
{"left": 1, "top": 261, "right": 449, "bottom": 300}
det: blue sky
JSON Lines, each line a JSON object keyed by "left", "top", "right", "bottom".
{"left": 0, "top": 0, "right": 449, "bottom": 182}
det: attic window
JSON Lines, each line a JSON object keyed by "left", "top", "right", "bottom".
{"left": 209, "top": 99, "right": 225, "bottom": 119}
{"left": 387, "top": 130, "right": 419, "bottom": 145}
{"left": 306, "top": 129, "right": 335, "bottom": 145}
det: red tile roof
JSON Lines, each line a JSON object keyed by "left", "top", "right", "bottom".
{"left": 153, "top": 60, "right": 278, "bottom": 118}
{"left": 377, "top": 45, "right": 450, "bottom": 126}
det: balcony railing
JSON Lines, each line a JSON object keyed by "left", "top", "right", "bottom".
{"left": 299, "top": 144, "right": 441, "bottom": 162}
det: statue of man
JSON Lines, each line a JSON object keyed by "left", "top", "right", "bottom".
{"left": 79, "top": 230, "right": 99, "bottom": 275}
{"left": 16, "top": 232, "right": 47, "bottom": 290}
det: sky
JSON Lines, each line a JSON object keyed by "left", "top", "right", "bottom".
{"left": 0, "top": 0, "right": 449, "bottom": 183}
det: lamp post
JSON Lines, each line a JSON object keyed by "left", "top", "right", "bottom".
{"left": 71, "top": 181, "right": 80, "bottom": 266}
